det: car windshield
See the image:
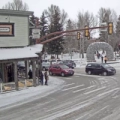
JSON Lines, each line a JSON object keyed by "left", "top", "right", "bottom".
{"left": 102, "top": 64, "right": 111, "bottom": 68}
{"left": 52, "top": 60, "right": 56, "bottom": 62}
{"left": 60, "top": 65, "right": 69, "bottom": 69}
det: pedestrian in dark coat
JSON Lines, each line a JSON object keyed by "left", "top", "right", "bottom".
{"left": 28, "top": 69, "right": 32, "bottom": 79}
{"left": 44, "top": 69, "right": 49, "bottom": 85}
{"left": 39, "top": 71, "right": 44, "bottom": 85}
{"left": 101, "top": 54, "right": 104, "bottom": 63}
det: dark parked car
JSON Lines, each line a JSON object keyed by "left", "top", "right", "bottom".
{"left": 60, "top": 60, "right": 76, "bottom": 69}
{"left": 17, "top": 62, "right": 25, "bottom": 71}
{"left": 49, "top": 64, "right": 74, "bottom": 77}
{"left": 85, "top": 63, "right": 116, "bottom": 76}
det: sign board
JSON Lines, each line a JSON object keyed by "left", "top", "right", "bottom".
{"left": 32, "top": 29, "right": 40, "bottom": 39}
{"left": 0, "top": 23, "right": 14, "bottom": 36}
{"left": 100, "top": 22, "right": 107, "bottom": 32}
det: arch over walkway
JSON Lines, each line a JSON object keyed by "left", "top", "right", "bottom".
{"left": 86, "top": 42, "right": 114, "bottom": 61}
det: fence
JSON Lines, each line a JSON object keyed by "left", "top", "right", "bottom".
{"left": 0, "top": 79, "right": 34, "bottom": 93}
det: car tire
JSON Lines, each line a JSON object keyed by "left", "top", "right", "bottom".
{"left": 72, "top": 73, "right": 74, "bottom": 76}
{"left": 103, "top": 71, "right": 107, "bottom": 76}
{"left": 49, "top": 71, "right": 53, "bottom": 76}
{"left": 61, "top": 72, "right": 65, "bottom": 77}
{"left": 87, "top": 71, "right": 92, "bottom": 75}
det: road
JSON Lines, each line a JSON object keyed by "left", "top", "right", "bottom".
{"left": 0, "top": 67, "right": 120, "bottom": 120}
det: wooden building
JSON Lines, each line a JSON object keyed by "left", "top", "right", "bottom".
{"left": 0, "top": 9, "right": 43, "bottom": 90}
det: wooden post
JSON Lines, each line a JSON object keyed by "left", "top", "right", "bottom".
{"left": 36, "top": 59, "right": 39, "bottom": 85}
{"left": 14, "top": 61, "right": 18, "bottom": 90}
{"left": 25, "top": 61, "right": 29, "bottom": 79}
{"left": 2, "top": 63, "right": 5, "bottom": 83}
{"left": 39, "top": 52, "right": 43, "bottom": 72}
{"left": 32, "top": 60, "right": 36, "bottom": 87}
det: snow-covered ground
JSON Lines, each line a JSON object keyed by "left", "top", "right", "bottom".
{"left": 0, "top": 77, "right": 65, "bottom": 109}
{"left": 45, "top": 52, "right": 120, "bottom": 68}
{"left": 18, "top": 52, "right": 120, "bottom": 69}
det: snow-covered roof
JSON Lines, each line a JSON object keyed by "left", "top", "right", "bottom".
{"left": 26, "top": 44, "right": 43, "bottom": 54}
{"left": 0, "top": 9, "right": 33, "bottom": 16}
{"left": 0, "top": 44, "right": 43, "bottom": 61}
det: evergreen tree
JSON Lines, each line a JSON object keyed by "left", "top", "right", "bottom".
{"left": 40, "top": 12, "right": 49, "bottom": 51}
{"left": 40, "top": 12, "right": 49, "bottom": 38}
{"left": 47, "top": 9, "right": 64, "bottom": 58}
{"left": 65, "top": 19, "right": 74, "bottom": 53}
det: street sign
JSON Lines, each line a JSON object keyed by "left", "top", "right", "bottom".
{"left": 100, "top": 22, "right": 107, "bottom": 32}
{"left": 32, "top": 29, "right": 40, "bottom": 39}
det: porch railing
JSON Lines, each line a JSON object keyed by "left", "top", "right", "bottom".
{"left": 0, "top": 79, "right": 34, "bottom": 93}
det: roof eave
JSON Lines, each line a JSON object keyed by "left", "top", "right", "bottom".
{"left": 0, "top": 9, "right": 34, "bottom": 16}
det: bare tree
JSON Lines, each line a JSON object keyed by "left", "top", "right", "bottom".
{"left": 77, "top": 11, "right": 97, "bottom": 57}
{"left": 64, "top": 19, "right": 77, "bottom": 53}
{"left": 77, "top": 11, "right": 97, "bottom": 36}
{"left": 2, "top": 0, "right": 29, "bottom": 11}
{"left": 44, "top": 4, "right": 68, "bottom": 26}
{"left": 98, "top": 8, "right": 117, "bottom": 27}
{"left": 98, "top": 7, "right": 117, "bottom": 44}
{"left": 115, "top": 15, "right": 120, "bottom": 52}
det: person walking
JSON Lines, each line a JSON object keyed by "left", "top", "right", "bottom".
{"left": 96, "top": 51, "right": 100, "bottom": 59}
{"left": 39, "top": 71, "right": 44, "bottom": 85}
{"left": 104, "top": 56, "right": 108, "bottom": 63}
{"left": 28, "top": 69, "right": 32, "bottom": 79}
{"left": 44, "top": 69, "right": 49, "bottom": 85}
{"left": 101, "top": 54, "right": 104, "bottom": 63}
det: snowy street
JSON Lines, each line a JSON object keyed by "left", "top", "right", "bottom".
{"left": 0, "top": 62, "right": 120, "bottom": 120}
{"left": 0, "top": 2, "right": 120, "bottom": 119}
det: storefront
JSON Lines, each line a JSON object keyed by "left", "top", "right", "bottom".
{"left": 0, "top": 9, "right": 43, "bottom": 90}
{"left": 0, "top": 44, "right": 43, "bottom": 90}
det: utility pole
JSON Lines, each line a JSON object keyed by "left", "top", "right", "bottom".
{"left": 77, "top": 32, "right": 81, "bottom": 58}
{"left": 78, "top": 38, "right": 81, "bottom": 58}
{"left": 70, "top": 36, "right": 72, "bottom": 59}
{"left": 79, "top": 38, "right": 82, "bottom": 58}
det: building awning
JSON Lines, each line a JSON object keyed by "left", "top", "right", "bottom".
{"left": 0, "top": 44, "right": 43, "bottom": 61}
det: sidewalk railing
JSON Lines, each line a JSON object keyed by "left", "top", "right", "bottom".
{"left": 25, "top": 79, "right": 33, "bottom": 87}
{"left": 0, "top": 82, "right": 16, "bottom": 93}
{"left": 0, "top": 79, "right": 34, "bottom": 93}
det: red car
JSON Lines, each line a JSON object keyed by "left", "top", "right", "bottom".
{"left": 49, "top": 64, "right": 74, "bottom": 77}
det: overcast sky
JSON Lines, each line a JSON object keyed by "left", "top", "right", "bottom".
{"left": 0, "top": 0, "right": 120, "bottom": 20}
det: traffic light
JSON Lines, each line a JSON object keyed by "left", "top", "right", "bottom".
{"left": 77, "top": 32, "right": 80, "bottom": 40}
{"left": 85, "top": 26, "right": 90, "bottom": 37}
{"left": 108, "top": 22, "right": 113, "bottom": 35}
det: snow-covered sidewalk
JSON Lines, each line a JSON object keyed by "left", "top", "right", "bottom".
{"left": 0, "top": 77, "right": 65, "bottom": 109}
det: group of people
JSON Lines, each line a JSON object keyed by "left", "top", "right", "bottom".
{"left": 96, "top": 51, "right": 108, "bottom": 63}
{"left": 28, "top": 69, "right": 49, "bottom": 86}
